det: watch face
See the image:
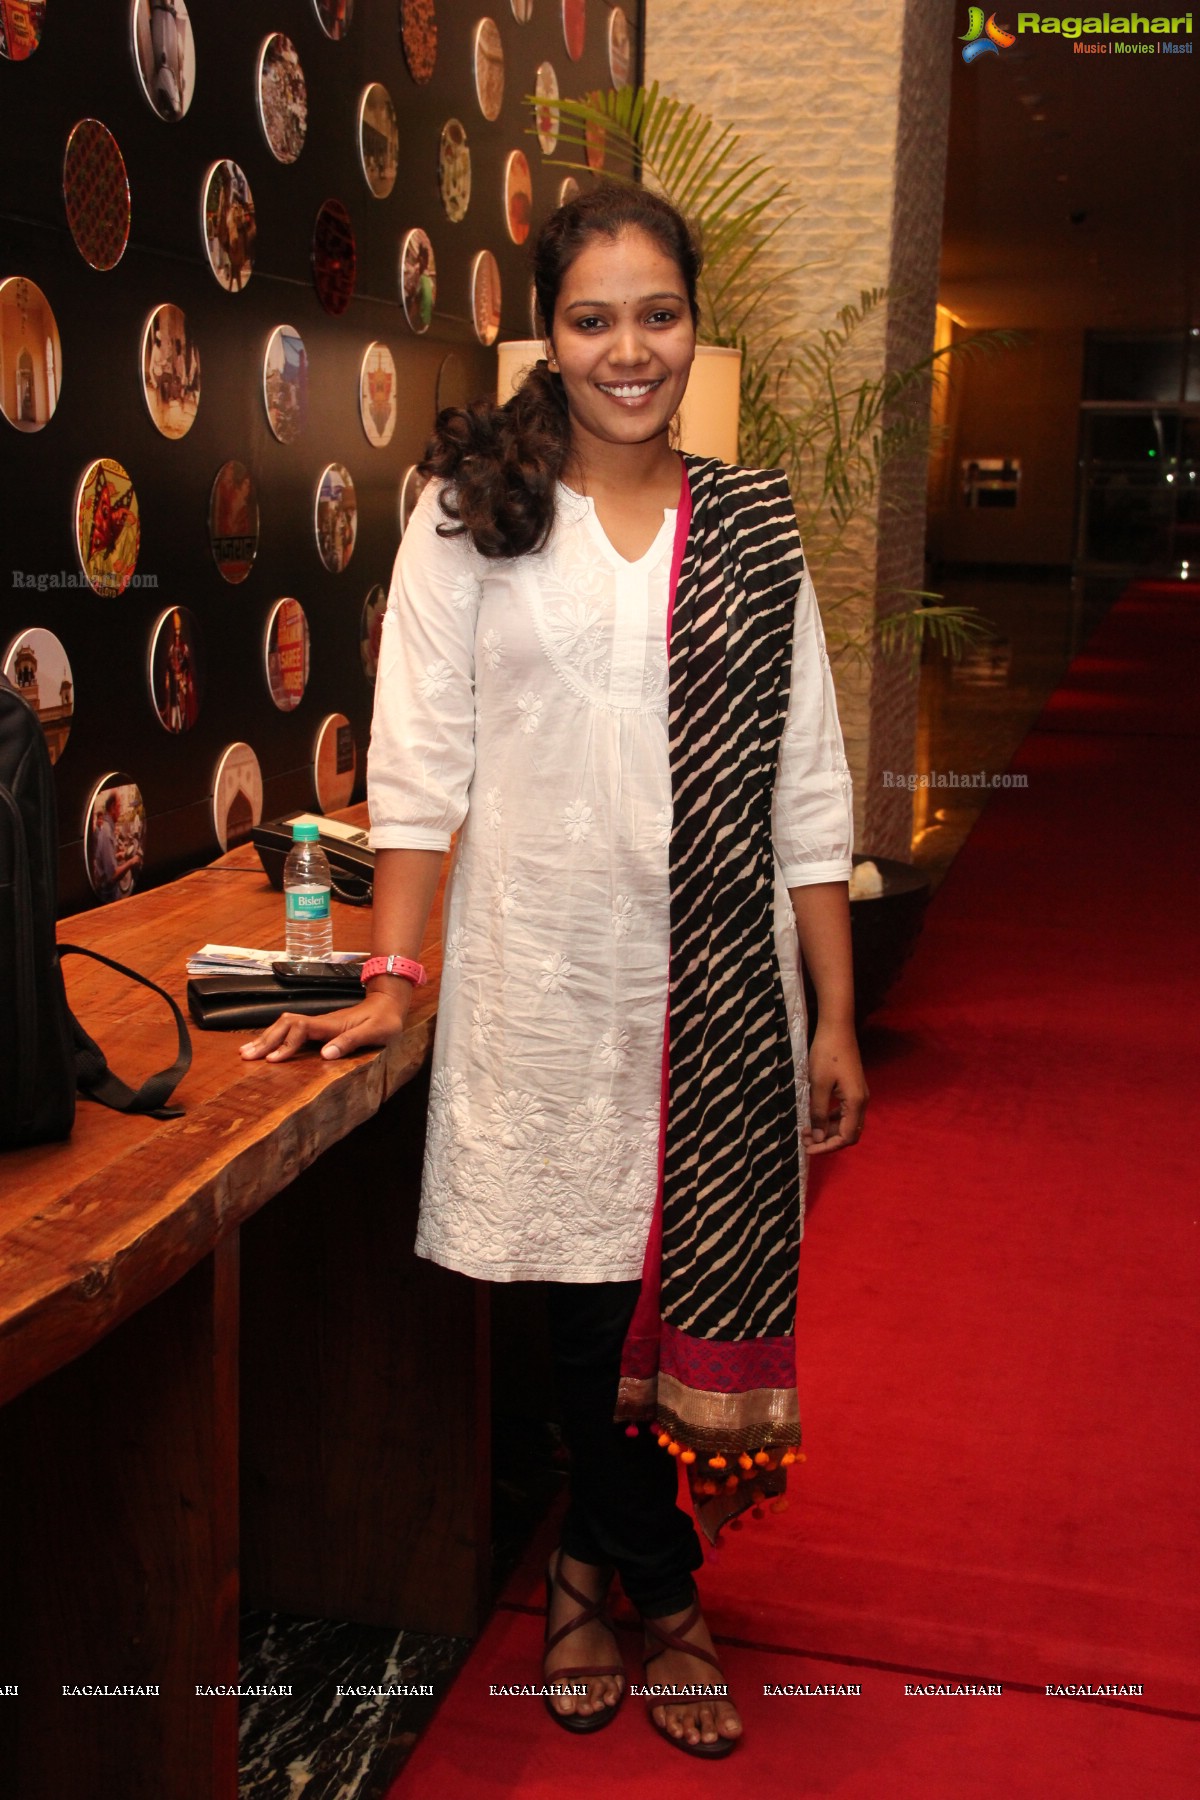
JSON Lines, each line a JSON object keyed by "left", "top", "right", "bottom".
{"left": 359, "top": 341, "right": 397, "bottom": 446}
{"left": 438, "top": 118, "right": 471, "bottom": 223}
{"left": 473, "top": 17, "right": 504, "bottom": 122}
{"left": 315, "top": 463, "right": 358, "bottom": 573}
{"left": 0, "top": 277, "right": 62, "bottom": 432}
{"left": 263, "top": 325, "right": 308, "bottom": 444}
{"left": 534, "top": 62, "right": 559, "bottom": 155}
{"left": 212, "top": 741, "right": 263, "bottom": 851}
{"left": 504, "top": 149, "right": 532, "bottom": 245}
{"left": 257, "top": 33, "right": 307, "bottom": 164}
{"left": 313, "top": 0, "right": 353, "bottom": 40}
{"left": 74, "top": 458, "right": 140, "bottom": 597}
{"left": 201, "top": 160, "right": 256, "bottom": 292}
{"left": 313, "top": 712, "right": 357, "bottom": 811}
{"left": 562, "top": 0, "right": 585, "bottom": 61}
{"left": 0, "top": 0, "right": 44, "bottom": 59}
{"left": 85, "top": 772, "right": 147, "bottom": 903}
{"left": 400, "top": 0, "right": 437, "bottom": 83}
{"left": 398, "top": 463, "right": 429, "bottom": 535}
{"left": 208, "top": 460, "right": 260, "bottom": 584}
{"left": 358, "top": 83, "right": 399, "bottom": 198}
{"left": 608, "top": 6, "right": 631, "bottom": 87}
{"left": 470, "top": 249, "right": 502, "bottom": 346}
{"left": 2, "top": 627, "right": 74, "bottom": 764}
{"left": 63, "top": 120, "right": 131, "bottom": 271}
{"left": 148, "top": 605, "right": 205, "bottom": 735}
{"left": 359, "top": 583, "right": 387, "bottom": 681}
{"left": 140, "top": 303, "right": 200, "bottom": 440}
{"left": 264, "top": 598, "right": 310, "bottom": 712}
{"left": 312, "top": 198, "right": 356, "bottom": 315}
{"left": 400, "top": 228, "right": 437, "bottom": 334}
{"left": 131, "top": 0, "right": 196, "bottom": 120}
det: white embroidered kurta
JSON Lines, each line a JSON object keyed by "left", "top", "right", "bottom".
{"left": 367, "top": 477, "right": 854, "bottom": 1283}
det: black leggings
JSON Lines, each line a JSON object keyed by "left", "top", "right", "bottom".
{"left": 543, "top": 1278, "right": 704, "bottom": 1619}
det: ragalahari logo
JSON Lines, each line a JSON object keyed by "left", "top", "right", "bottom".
{"left": 961, "top": 7, "right": 1018, "bottom": 57}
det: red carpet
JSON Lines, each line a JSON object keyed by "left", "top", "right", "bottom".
{"left": 387, "top": 582, "right": 1200, "bottom": 1797}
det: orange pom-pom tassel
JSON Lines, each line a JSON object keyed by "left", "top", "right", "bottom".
{"left": 707, "top": 1454, "right": 726, "bottom": 1470}
{"left": 780, "top": 1451, "right": 796, "bottom": 1466}
{"left": 625, "top": 1424, "right": 640, "bottom": 1437}
{"left": 657, "top": 1433, "right": 671, "bottom": 1449}
{"left": 737, "top": 1453, "right": 753, "bottom": 1471}
{"left": 770, "top": 1496, "right": 790, "bottom": 1513}
{"left": 667, "top": 1440, "right": 681, "bottom": 1457}
{"left": 724, "top": 1475, "right": 739, "bottom": 1493}
{"left": 753, "top": 1451, "right": 769, "bottom": 1466}
{"left": 680, "top": 1448, "right": 696, "bottom": 1464}
{"left": 751, "top": 1505, "right": 765, "bottom": 1520}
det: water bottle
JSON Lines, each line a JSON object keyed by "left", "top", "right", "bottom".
{"left": 283, "top": 822, "right": 333, "bottom": 959}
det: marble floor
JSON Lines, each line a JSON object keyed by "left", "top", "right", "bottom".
{"left": 236, "top": 567, "right": 1138, "bottom": 1798}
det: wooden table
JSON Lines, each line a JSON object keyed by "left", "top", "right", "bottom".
{"left": 0, "top": 813, "right": 489, "bottom": 1800}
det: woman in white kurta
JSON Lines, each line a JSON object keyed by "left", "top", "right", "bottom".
{"left": 242, "top": 181, "right": 868, "bottom": 1760}
{"left": 368, "top": 475, "right": 855, "bottom": 1284}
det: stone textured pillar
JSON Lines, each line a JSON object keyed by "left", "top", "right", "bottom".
{"left": 644, "top": 0, "right": 955, "bottom": 859}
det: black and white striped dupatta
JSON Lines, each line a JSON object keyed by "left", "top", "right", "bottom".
{"left": 617, "top": 453, "right": 808, "bottom": 1540}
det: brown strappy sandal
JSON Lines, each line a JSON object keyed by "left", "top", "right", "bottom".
{"left": 641, "top": 1595, "right": 740, "bottom": 1759}
{"left": 542, "top": 1550, "right": 627, "bottom": 1735}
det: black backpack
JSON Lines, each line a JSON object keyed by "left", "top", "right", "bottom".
{"left": 0, "top": 673, "right": 192, "bottom": 1151}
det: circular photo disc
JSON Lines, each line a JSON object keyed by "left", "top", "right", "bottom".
{"left": 438, "top": 119, "right": 471, "bottom": 223}
{"left": 312, "top": 199, "right": 356, "bottom": 316}
{"left": 534, "top": 62, "right": 559, "bottom": 155}
{"left": 400, "top": 227, "right": 437, "bottom": 334}
{"left": 201, "top": 160, "right": 256, "bottom": 292}
{"left": 585, "top": 117, "right": 605, "bottom": 174}
{"left": 212, "top": 742, "right": 263, "bottom": 851}
{"left": 63, "top": 120, "right": 131, "bottom": 271}
{"left": 257, "top": 33, "right": 307, "bottom": 164}
{"left": 0, "top": 278, "right": 62, "bottom": 432}
{"left": 148, "top": 604, "right": 204, "bottom": 735}
{"left": 511, "top": 0, "right": 532, "bottom": 19}
{"left": 470, "top": 249, "right": 502, "bottom": 346}
{"left": 3, "top": 627, "right": 74, "bottom": 764}
{"left": 398, "top": 463, "right": 428, "bottom": 536}
{"left": 265, "top": 599, "right": 310, "bottom": 712}
{"left": 359, "top": 82, "right": 399, "bottom": 198}
{"left": 75, "top": 458, "right": 140, "bottom": 597}
{"left": 504, "top": 149, "right": 532, "bottom": 245}
{"left": 360, "top": 583, "right": 387, "bottom": 682}
{"left": 209, "top": 460, "right": 260, "bottom": 584}
{"left": 313, "top": 712, "right": 357, "bottom": 812}
{"left": 562, "top": 0, "right": 585, "bottom": 61}
{"left": 313, "top": 0, "right": 353, "bottom": 41}
{"left": 140, "top": 303, "right": 199, "bottom": 440}
{"left": 608, "top": 6, "right": 631, "bottom": 87}
{"left": 85, "top": 772, "right": 146, "bottom": 903}
{"left": 0, "top": 0, "right": 44, "bottom": 59}
{"left": 360, "top": 341, "right": 397, "bottom": 447}
{"left": 315, "top": 462, "right": 358, "bottom": 573}
{"left": 400, "top": 0, "right": 437, "bottom": 84}
{"left": 262, "top": 325, "right": 308, "bottom": 444}
{"left": 131, "top": 0, "right": 196, "bottom": 121}
{"left": 474, "top": 18, "right": 504, "bottom": 122}
{"left": 558, "top": 175, "right": 580, "bottom": 207}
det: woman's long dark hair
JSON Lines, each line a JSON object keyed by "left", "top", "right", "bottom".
{"left": 419, "top": 182, "right": 702, "bottom": 559}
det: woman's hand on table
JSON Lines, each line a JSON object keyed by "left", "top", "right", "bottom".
{"left": 802, "top": 1020, "right": 869, "bottom": 1154}
{"left": 239, "top": 988, "right": 412, "bottom": 1064}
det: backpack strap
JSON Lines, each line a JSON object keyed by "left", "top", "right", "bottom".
{"left": 58, "top": 945, "right": 193, "bottom": 1121}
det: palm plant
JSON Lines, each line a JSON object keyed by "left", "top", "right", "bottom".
{"left": 531, "top": 82, "right": 1021, "bottom": 670}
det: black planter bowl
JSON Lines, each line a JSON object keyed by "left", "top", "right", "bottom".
{"left": 803, "top": 853, "right": 932, "bottom": 1037}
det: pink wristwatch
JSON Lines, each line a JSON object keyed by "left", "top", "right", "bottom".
{"left": 360, "top": 954, "right": 429, "bottom": 987}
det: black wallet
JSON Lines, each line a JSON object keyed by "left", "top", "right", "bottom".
{"left": 187, "top": 973, "right": 364, "bottom": 1031}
